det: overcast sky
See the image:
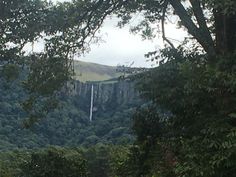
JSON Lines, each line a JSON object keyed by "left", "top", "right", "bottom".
{"left": 79, "top": 18, "right": 186, "bottom": 67}
{"left": 43, "top": 0, "right": 187, "bottom": 67}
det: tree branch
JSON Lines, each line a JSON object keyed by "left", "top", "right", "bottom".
{"left": 161, "top": 0, "right": 175, "bottom": 49}
{"left": 189, "top": 0, "right": 215, "bottom": 52}
{"left": 169, "top": 0, "right": 216, "bottom": 58}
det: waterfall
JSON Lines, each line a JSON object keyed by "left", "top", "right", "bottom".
{"left": 89, "top": 84, "right": 94, "bottom": 122}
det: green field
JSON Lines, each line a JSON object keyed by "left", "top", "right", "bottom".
{"left": 73, "top": 60, "right": 122, "bottom": 82}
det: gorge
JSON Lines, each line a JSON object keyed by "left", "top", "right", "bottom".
{"left": 0, "top": 61, "right": 143, "bottom": 150}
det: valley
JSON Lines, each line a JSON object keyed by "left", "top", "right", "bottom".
{"left": 0, "top": 61, "right": 143, "bottom": 150}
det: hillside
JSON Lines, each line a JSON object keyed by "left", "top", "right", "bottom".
{"left": 0, "top": 67, "right": 143, "bottom": 150}
{"left": 73, "top": 60, "right": 122, "bottom": 82}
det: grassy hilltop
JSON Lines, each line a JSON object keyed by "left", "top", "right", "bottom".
{"left": 73, "top": 60, "right": 122, "bottom": 82}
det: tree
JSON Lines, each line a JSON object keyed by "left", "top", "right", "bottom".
{"left": 21, "top": 147, "right": 88, "bottom": 177}
{"left": 0, "top": 0, "right": 125, "bottom": 124}
{"left": 114, "top": 0, "right": 236, "bottom": 57}
{"left": 104, "top": 1, "right": 236, "bottom": 176}
{"left": 1, "top": 1, "right": 236, "bottom": 175}
{"left": 137, "top": 50, "right": 236, "bottom": 177}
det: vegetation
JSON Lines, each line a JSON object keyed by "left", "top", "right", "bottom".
{"left": 21, "top": 147, "right": 88, "bottom": 177}
{"left": 73, "top": 60, "right": 122, "bottom": 82}
{"left": 110, "top": 0, "right": 236, "bottom": 176}
{"left": 0, "top": 147, "right": 87, "bottom": 177}
{"left": 1, "top": 0, "right": 236, "bottom": 177}
{"left": 0, "top": 145, "right": 131, "bottom": 177}
{"left": 0, "top": 75, "right": 137, "bottom": 150}
{"left": 124, "top": 51, "right": 236, "bottom": 177}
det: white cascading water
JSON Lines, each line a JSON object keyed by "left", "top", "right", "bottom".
{"left": 89, "top": 84, "right": 94, "bottom": 122}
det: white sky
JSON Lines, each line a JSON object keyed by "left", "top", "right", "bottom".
{"left": 79, "top": 17, "right": 186, "bottom": 67}
{"left": 35, "top": 0, "right": 187, "bottom": 67}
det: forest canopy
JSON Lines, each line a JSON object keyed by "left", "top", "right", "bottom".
{"left": 1, "top": 0, "right": 236, "bottom": 84}
{"left": 0, "top": 0, "right": 236, "bottom": 177}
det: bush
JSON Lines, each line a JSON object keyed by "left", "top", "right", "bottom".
{"left": 21, "top": 147, "right": 88, "bottom": 177}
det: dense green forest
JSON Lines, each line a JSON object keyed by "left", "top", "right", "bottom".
{"left": 0, "top": 74, "right": 139, "bottom": 150}
{"left": 1, "top": 0, "right": 236, "bottom": 177}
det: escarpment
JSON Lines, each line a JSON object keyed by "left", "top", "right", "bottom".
{"left": 71, "top": 80, "right": 142, "bottom": 114}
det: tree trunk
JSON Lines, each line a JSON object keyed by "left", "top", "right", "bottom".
{"left": 169, "top": 0, "right": 216, "bottom": 58}
{"left": 214, "top": 11, "right": 236, "bottom": 55}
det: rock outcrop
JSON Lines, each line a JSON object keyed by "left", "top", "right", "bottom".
{"left": 70, "top": 79, "right": 141, "bottom": 113}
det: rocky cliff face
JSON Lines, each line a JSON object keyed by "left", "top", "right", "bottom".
{"left": 71, "top": 80, "right": 141, "bottom": 113}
